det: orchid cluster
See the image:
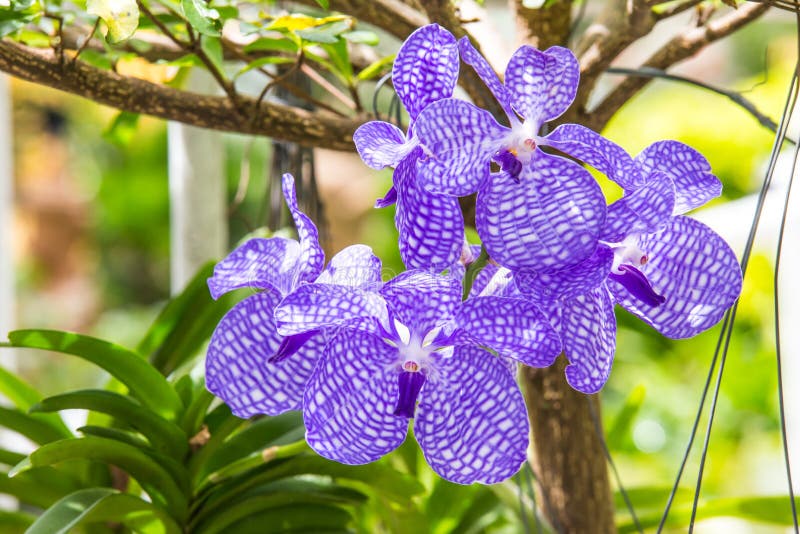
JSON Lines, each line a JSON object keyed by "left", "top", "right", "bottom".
{"left": 205, "top": 25, "right": 743, "bottom": 484}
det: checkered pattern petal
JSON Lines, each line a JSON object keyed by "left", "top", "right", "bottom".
{"left": 602, "top": 171, "right": 675, "bottom": 242}
{"left": 476, "top": 151, "right": 606, "bottom": 271}
{"left": 206, "top": 292, "right": 322, "bottom": 417}
{"left": 315, "top": 244, "right": 383, "bottom": 290}
{"left": 505, "top": 46, "right": 579, "bottom": 127}
{"left": 393, "top": 24, "right": 459, "bottom": 120}
{"left": 415, "top": 345, "right": 529, "bottom": 484}
{"left": 561, "top": 287, "right": 617, "bottom": 394}
{"left": 353, "top": 121, "right": 415, "bottom": 170}
{"left": 395, "top": 151, "right": 464, "bottom": 270}
{"left": 380, "top": 270, "right": 463, "bottom": 335}
{"left": 544, "top": 124, "right": 643, "bottom": 189}
{"left": 207, "top": 237, "right": 300, "bottom": 299}
{"left": 453, "top": 297, "right": 561, "bottom": 367}
{"left": 635, "top": 141, "right": 721, "bottom": 214}
{"left": 275, "top": 284, "right": 389, "bottom": 336}
{"left": 609, "top": 216, "right": 742, "bottom": 339}
{"left": 282, "top": 174, "right": 325, "bottom": 286}
{"left": 304, "top": 329, "right": 408, "bottom": 464}
{"left": 515, "top": 245, "right": 614, "bottom": 303}
{"left": 415, "top": 98, "right": 507, "bottom": 196}
{"left": 457, "top": 37, "right": 516, "bottom": 121}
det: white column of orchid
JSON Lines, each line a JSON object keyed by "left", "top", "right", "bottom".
{"left": 167, "top": 70, "right": 227, "bottom": 295}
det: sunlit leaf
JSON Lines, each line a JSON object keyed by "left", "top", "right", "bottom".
{"left": 356, "top": 54, "right": 395, "bottom": 81}
{"left": 266, "top": 14, "right": 349, "bottom": 33}
{"left": 87, "top": 0, "right": 139, "bottom": 43}
{"left": 342, "top": 30, "right": 379, "bottom": 46}
{"left": 103, "top": 111, "right": 140, "bottom": 147}
{"left": 243, "top": 37, "right": 298, "bottom": 54}
{"left": 296, "top": 20, "right": 353, "bottom": 44}
{"left": 0, "top": 510, "right": 34, "bottom": 534}
{"left": 182, "top": 0, "right": 221, "bottom": 36}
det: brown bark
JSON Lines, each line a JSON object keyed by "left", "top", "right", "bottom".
{"left": 512, "top": 0, "right": 573, "bottom": 49}
{"left": 0, "top": 39, "right": 364, "bottom": 150}
{"left": 522, "top": 358, "right": 615, "bottom": 534}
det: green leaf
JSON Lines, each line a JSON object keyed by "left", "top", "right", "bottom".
{"left": 182, "top": 0, "right": 221, "bottom": 37}
{"left": 235, "top": 56, "right": 297, "bottom": 78}
{"left": 0, "top": 468, "right": 78, "bottom": 509}
{"left": 77, "top": 425, "right": 152, "bottom": 450}
{"left": 320, "top": 39, "right": 353, "bottom": 83}
{"left": 356, "top": 53, "right": 394, "bottom": 81}
{"left": 32, "top": 389, "right": 188, "bottom": 459}
{"left": 342, "top": 30, "right": 379, "bottom": 46}
{"left": 103, "top": 111, "right": 140, "bottom": 147}
{"left": 0, "top": 510, "right": 34, "bottom": 534}
{"left": 296, "top": 20, "right": 353, "bottom": 44}
{"left": 0, "top": 406, "right": 71, "bottom": 445}
{"left": 219, "top": 503, "right": 352, "bottom": 534}
{"left": 201, "top": 35, "right": 225, "bottom": 74}
{"left": 87, "top": 0, "right": 139, "bottom": 43}
{"left": 0, "top": 365, "right": 71, "bottom": 435}
{"left": 243, "top": 37, "right": 298, "bottom": 54}
{"left": 26, "top": 488, "right": 182, "bottom": 534}
{"left": 11, "top": 437, "right": 188, "bottom": 521}
{"left": 0, "top": 449, "right": 25, "bottom": 467}
{"left": 607, "top": 384, "right": 645, "bottom": 450}
{"left": 314, "top": 0, "right": 330, "bottom": 8}
{"left": 266, "top": 14, "right": 349, "bottom": 33}
{"left": 6, "top": 330, "right": 183, "bottom": 421}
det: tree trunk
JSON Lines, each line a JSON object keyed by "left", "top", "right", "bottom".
{"left": 522, "top": 357, "right": 616, "bottom": 534}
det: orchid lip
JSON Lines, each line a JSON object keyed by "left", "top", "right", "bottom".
{"left": 609, "top": 264, "right": 666, "bottom": 307}
{"left": 393, "top": 369, "right": 426, "bottom": 418}
{"left": 269, "top": 330, "right": 316, "bottom": 363}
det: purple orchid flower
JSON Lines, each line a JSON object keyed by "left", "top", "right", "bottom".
{"left": 274, "top": 270, "right": 561, "bottom": 484}
{"left": 514, "top": 141, "right": 742, "bottom": 393}
{"left": 353, "top": 24, "right": 466, "bottom": 271}
{"left": 412, "top": 38, "right": 606, "bottom": 272}
{"left": 205, "top": 173, "right": 382, "bottom": 417}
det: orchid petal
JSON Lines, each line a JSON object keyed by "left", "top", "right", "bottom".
{"left": 544, "top": 124, "right": 643, "bottom": 190}
{"left": 380, "top": 270, "right": 462, "bottom": 335}
{"left": 477, "top": 151, "right": 606, "bottom": 271}
{"left": 315, "top": 244, "right": 383, "bottom": 289}
{"left": 515, "top": 245, "right": 614, "bottom": 303}
{"left": 275, "top": 284, "right": 389, "bottom": 336}
{"left": 609, "top": 216, "right": 742, "bottom": 338}
{"left": 635, "top": 141, "right": 721, "bottom": 214}
{"left": 561, "top": 287, "right": 617, "bottom": 394}
{"left": 505, "top": 46, "right": 579, "bottom": 127}
{"left": 394, "top": 151, "right": 464, "bottom": 270}
{"left": 453, "top": 297, "right": 561, "bottom": 367}
{"left": 457, "top": 37, "right": 516, "bottom": 121}
{"left": 415, "top": 345, "right": 529, "bottom": 484}
{"left": 206, "top": 292, "right": 322, "bottom": 417}
{"left": 601, "top": 172, "right": 675, "bottom": 242}
{"left": 415, "top": 98, "right": 507, "bottom": 196}
{"left": 304, "top": 330, "right": 408, "bottom": 464}
{"left": 207, "top": 237, "right": 300, "bottom": 299}
{"left": 375, "top": 185, "right": 398, "bottom": 208}
{"left": 469, "top": 264, "right": 517, "bottom": 298}
{"left": 353, "top": 121, "right": 415, "bottom": 170}
{"left": 393, "top": 24, "right": 459, "bottom": 121}
{"left": 282, "top": 174, "right": 325, "bottom": 285}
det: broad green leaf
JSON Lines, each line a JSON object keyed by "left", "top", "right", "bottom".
{"left": 235, "top": 56, "right": 297, "bottom": 78}
{"left": 179, "top": 383, "right": 214, "bottom": 434}
{"left": 10, "top": 436, "right": 187, "bottom": 520}
{"left": 0, "top": 449, "right": 25, "bottom": 466}
{"left": 78, "top": 425, "right": 152, "bottom": 450}
{"left": 0, "top": 364, "right": 70, "bottom": 435}
{"left": 342, "top": 30, "right": 379, "bottom": 46}
{"left": 614, "top": 485, "right": 692, "bottom": 513}
{"left": 266, "top": 14, "right": 349, "bottom": 33}
{"left": 296, "top": 20, "right": 353, "bottom": 44}
{"left": 32, "top": 389, "right": 188, "bottom": 459}
{"left": 181, "top": 0, "right": 221, "bottom": 37}
{"left": 320, "top": 39, "right": 353, "bottom": 83}
{"left": 0, "top": 406, "right": 71, "bottom": 444}
{"left": 0, "top": 510, "right": 34, "bottom": 534}
{"left": 0, "top": 469, "right": 76, "bottom": 509}
{"left": 0, "top": 5, "right": 40, "bottom": 39}
{"left": 315, "top": 0, "right": 330, "bottom": 8}
{"left": 201, "top": 35, "right": 225, "bottom": 74}
{"left": 26, "top": 487, "right": 181, "bottom": 534}
{"left": 87, "top": 0, "right": 139, "bottom": 43}
{"left": 103, "top": 111, "right": 140, "bottom": 146}
{"left": 7, "top": 330, "right": 183, "bottom": 420}
{"left": 220, "top": 503, "right": 352, "bottom": 534}
{"left": 243, "top": 37, "right": 298, "bottom": 54}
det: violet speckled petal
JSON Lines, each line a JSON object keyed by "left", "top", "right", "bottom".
{"left": 469, "top": 263, "right": 510, "bottom": 298}
{"left": 601, "top": 172, "right": 676, "bottom": 242}
{"left": 315, "top": 244, "right": 382, "bottom": 289}
{"left": 561, "top": 287, "right": 617, "bottom": 394}
{"left": 415, "top": 98, "right": 508, "bottom": 196}
{"left": 457, "top": 37, "right": 516, "bottom": 121}
{"left": 304, "top": 329, "right": 408, "bottom": 464}
{"left": 395, "top": 151, "right": 464, "bottom": 270}
{"left": 380, "top": 270, "right": 462, "bottom": 335}
{"left": 515, "top": 245, "right": 614, "bottom": 303}
{"left": 206, "top": 292, "right": 322, "bottom": 417}
{"left": 635, "top": 141, "right": 721, "bottom": 214}
{"left": 393, "top": 24, "right": 459, "bottom": 121}
{"left": 275, "top": 284, "right": 389, "bottom": 336}
{"left": 207, "top": 237, "right": 300, "bottom": 299}
{"left": 477, "top": 151, "right": 606, "bottom": 271}
{"left": 453, "top": 297, "right": 561, "bottom": 367}
{"left": 282, "top": 174, "right": 325, "bottom": 286}
{"left": 505, "top": 46, "right": 579, "bottom": 127}
{"left": 608, "top": 216, "right": 742, "bottom": 339}
{"left": 544, "top": 124, "right": 644, "bottom": 189}
{"left": 354, "top": 121, "right": 416, "bottom": 170}
{"left": 415, "top": 345, "right": 529, "bottom": 484}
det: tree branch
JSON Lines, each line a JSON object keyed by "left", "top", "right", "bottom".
{"left": 292, "top": 0, "right": 428, "bottom": 40}
{"left": 585, "top": 2, "right": 770, "bottom": 131}
{"left": 511, "top": 0, "right": 573, "bottom": 49}
{"left": 0, "top": 39, "right": 364, "bottom": 150}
